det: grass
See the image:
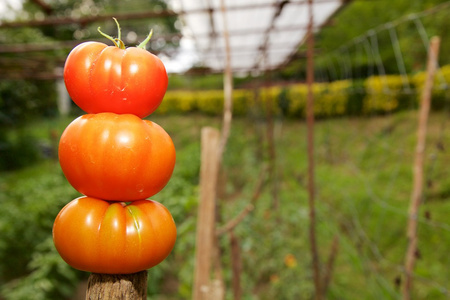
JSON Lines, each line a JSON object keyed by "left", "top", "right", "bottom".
{"left": 0, "top": 111, "right": 449, "bottom": 299}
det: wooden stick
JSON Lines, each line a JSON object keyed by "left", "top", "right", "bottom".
{"left": 216, "top": 204, "right": 254, "bottom": 236}
{"left": 85, "top": 271, "right": 147, "bottom": 300}
{"left": 192, "top": 127, "right": 221, "bottom": 300}
{"left": 216, "top": 165, "right": 267, "bottom": 236}
{"left": 306, "top": 1, "right": 322, "bottom": 299}
{"left": 229, "top": 231, "right": 242, "bottom": 300}
{"left": 264, "top": 85, "right": 279, "bottom": 211}
{"left": 218, "top": 0, "right": 234, "bottom": 163}
{"left": 403, "top": 36, "right": 440, "bottom": 300}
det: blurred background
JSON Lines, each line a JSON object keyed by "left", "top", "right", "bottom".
{"left": 0, "top": 0, "right": 449, "bottom": 299}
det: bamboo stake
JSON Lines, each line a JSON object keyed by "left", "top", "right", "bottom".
{"left": 85, "top": 271, "right": 147, "bottom": 300}
{"left": 403, "top": 36, "right": 440, "bottom": 300}
{"left": 218, "top": 0, "right": 233, "bottom": 162}
{"left": 306, "top": 1, "right": 322, "bottom": 299}
{"left": 192, "top": 127, "right": 221, "bottom": 300}
{"left": 229, "top": 231, "right": 242, "bottom": 300}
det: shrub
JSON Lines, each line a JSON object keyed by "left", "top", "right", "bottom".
{"left": 195, "top": 90, "right": 224, "bottom": 115}
{"left": 0, "top": 80, "right": 57, "bottom": 125}
{"left": 0, "top": 129, "right": 42, "bottom": 171}
{"left": 316, "top": 80, "right": 350, "bottom": 117}
{"left": 346, "top": 79, "right": 366, "bottom": 115}
{"left": 157, "top": 90, "right": 197, "bottom": 114}
{"left": 363, "top": 75, "right": 408, "bottom": 114}
{"left": 412, "top": 64, "right": 450, "bottom": 110}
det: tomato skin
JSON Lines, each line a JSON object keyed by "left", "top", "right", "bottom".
{"left": 53, "top": 197, "right": 177, "bottom": 274}
{"left": 58, "top": 113, "right": 176, "bottom": 201}
{"left": 64, "top": 42, "right": 168, "bottom": 118}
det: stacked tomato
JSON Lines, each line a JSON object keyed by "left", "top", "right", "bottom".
{"left": 52, "top": 22, "right": 177, "bottom": 274}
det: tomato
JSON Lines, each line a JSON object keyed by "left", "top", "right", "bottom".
{"left": 63, "top": 41, "right": 168, "bottom": 118}
{"left": 53, "top": 196, "right": 177, "bottom": 274}
{"left": 58, "top": 113, "right": 176, "bottom": 201}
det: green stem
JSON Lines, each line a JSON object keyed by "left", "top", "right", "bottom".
{"left": 97, "top": 26, "right": 119, "bottom": 47}
{"left": 98, "top": 18, "right": 153, "bottom": 50}
{"left": 97, "top": 17, "right": 126, "bottom": 49}
{"left": 113, "top": 17, "right": 121, "bottom": 42}
{"left": 137, "top": 29, "right": 153, "bottom": 49}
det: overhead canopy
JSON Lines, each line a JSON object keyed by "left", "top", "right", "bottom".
{"left": 170, "top": 0, "right": 346, "bottom": 74}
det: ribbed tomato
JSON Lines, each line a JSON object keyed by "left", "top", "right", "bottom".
{"left": 52, "top": 196, "right": 177, "bottom": 274}
{"left": 63, "top": 41, "right": 168, "bottom": 118}
{"left": 58, "top": 113, "right": 176, "bottom": 201}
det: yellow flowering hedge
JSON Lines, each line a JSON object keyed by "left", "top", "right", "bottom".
{"left": 157, "top": 90, "right": 197, "bottom": 114}
{"left": 156, "top": 89, "right": 251, "bottom": 116}
{"left": 363, "top": 75, "right": 408, "bottom": 113}
{"left": 158, "top": 65, "right": 449, "bottom": 117}
{"left": 412, "top": 64, "right": 450, "bottom": 110}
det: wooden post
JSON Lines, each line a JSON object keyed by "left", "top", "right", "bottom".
{"left": 85, "top": 271, "right": 147, "bottom": 300}
{"left": 192, "top": 127, "right": 221, "bottom": 300}
{"left": 306, "top": 1, "right": 322, "bottom": 299}
{"left": 403, "top": 36, "right": 440, "bottom": 300}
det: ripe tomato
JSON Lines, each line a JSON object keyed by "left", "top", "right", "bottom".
{"left": 58, "top": 113, "right": 176, "bottom": 201}
{"left": 53, "top": 196, "right": 177, "bottom": 274}
{"left": 63, "top": 41, "right": 168, "bottom": 118}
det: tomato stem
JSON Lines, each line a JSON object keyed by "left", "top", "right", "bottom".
{"left": 97, "top": 26, "right": 119, "bottom": 48}
{"left": 137, "top": 29, "right": 153, "bottom": 49}
{"left": 113, "top": 18, "right": 121, "bottom": 42}
{"left": 97, "top": 18, "right": 126, "bottom": 49}
{"left": 98, "top": 18, "right": 153, "bottom": 50}
{"left": 113, "top": 18, "right": 126, "bottom": 49}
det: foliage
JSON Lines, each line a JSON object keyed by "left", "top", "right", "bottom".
{"left": 0, "top": 78, "right": 58, "bottom": 170}
{"left": 168, "top": 73, "right": 225, "bottom": 90}
{"left": 0, "top": 79, "right": 57, "bottom": 125}
{"left": 0, "top": 160, "right": 85, "bottom": 300}
{"left": 158, "top": 89, "right": 251, "bottom": 116}
{"left": 363, "top": 75, "right": 411, "bottom": 113}
{"left": 412, "top": 64, "right": 450, "bottom": 110}
{"left": 1, "top": 237, "right": 84, "bottom": 300}
{"left": 0, "top": 129, "right": 41, "bottom": 171}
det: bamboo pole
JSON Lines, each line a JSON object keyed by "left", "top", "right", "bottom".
{"left": 218, "top": 0, "right": 233, "bottom": 162}
{"left": 85, "top": 271, "right": 147, "bottom": 300}
{"left": 192, "top": 127, "right": 221, "bottom": 300}
{"left": 403, "top": 36, "right": 440, "bottom": 300}
{"left": 306, "top": 1, "right": 322, "bottom": 299}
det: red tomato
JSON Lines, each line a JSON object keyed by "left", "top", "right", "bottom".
{"left": 63, "top": 41, "right": 168, "bottom": 118}
{"left": 58, "top": 113, "right": 176, "bottom": 201}
{"left": 53, "top": 196, "right": 177, "bottom": 274}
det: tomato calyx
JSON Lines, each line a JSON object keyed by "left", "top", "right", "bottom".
{"left": 98, "top": 17, "right": 153, "bottom": 50}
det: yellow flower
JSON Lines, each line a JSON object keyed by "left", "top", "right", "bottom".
{"left": 284, "top": 253, "right": 297, "bottom": 268}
